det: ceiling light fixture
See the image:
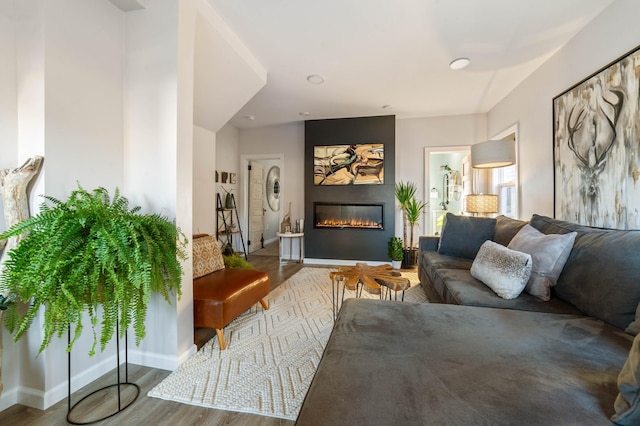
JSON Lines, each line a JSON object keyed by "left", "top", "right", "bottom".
{"left": 299, "top": 112, "right": 310, "bottom": 116}
{"left": 306, "top": 74, "right": 325, "bottom": 84}
{"left": 381, "top": 105, "right": 392, "bottom": 110}
{"left": 245, "top": 115, "right": 256, "bottom": 120}
{"left": 449, "top": 57, "right": 470, "bottom": 70}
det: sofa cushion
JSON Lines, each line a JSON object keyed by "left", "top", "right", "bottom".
{"left": 507, "top": 224, "right": 577, "bottom": 301}
{"left": 428, "top": 268, "right": 582, "bottom": 314}
{"left": 297, "top": 299, "right": 631, "bottom": 425}
{"left": 471, "top": 240, "right": 532, "bottom": 299}
{"left": 192, "top": 235, "right": 225, "bottom": 278}
{"left": 530, "top": 214, "right": 640, "bottom": 330}
{"left": 493, "top": 215, "right": 528, "bottom": 246}
{"left": 612, "top": 333, "right": 640, "bottom": 425}
{"left": 438, "top": 213, "right": 496, "bottom": 260}
{"left": 422, "top": 250, "right": 474, "bottom": 271}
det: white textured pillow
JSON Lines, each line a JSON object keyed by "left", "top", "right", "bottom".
{"left": 507, "top": 224, "right": 577, "bottom": 301}
{"left": 471, "top": 240, "right": 532, "bottom": 300}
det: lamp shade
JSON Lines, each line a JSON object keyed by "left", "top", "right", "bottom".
{"left": 471, "top": 139, "right": 515, "bottom": 168}
{"left": 466, "top": 194, "right": 498, "bottom": 214}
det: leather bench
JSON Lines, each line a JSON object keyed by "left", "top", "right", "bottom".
{"left": 192, "top": 234, "right": 270, "bottom": 350}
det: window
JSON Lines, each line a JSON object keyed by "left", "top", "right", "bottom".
{"left": 492, "top": 163, "right": 517, "bottom": 218}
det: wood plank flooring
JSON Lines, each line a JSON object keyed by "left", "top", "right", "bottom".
{"left": 1, "top": 243, "right": 307, "bottom": 426}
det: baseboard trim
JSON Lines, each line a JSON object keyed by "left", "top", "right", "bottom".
{"left": 128, "top": 344, "right": 197, "bottom": 371}
{"left": 5, "top": 344, "right": 198, "bottom": 411}
{"left": 303, "top": 258, "right": 390, "bottom": 267}
{"left": 0, "top": 387, "right": 18, "bottom": 412}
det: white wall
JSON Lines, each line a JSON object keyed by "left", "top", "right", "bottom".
{"left": 0, "top": 0, "right": 17, "bottom": 174}
{"left": 0, "top": 0, "right": 127, "bottom": 411}
{"left": 193, "top": 125, "right": 216, "bottom": 235}
{"left": 395, "top": 114, "right": 487, "bottom": 236}
{"left": 238, "top": 122, "right": 305, "bottom": 228}
{"left": 123, "top": 0, "right": 192, "bottom": 372}
{"left": 0, "top": 3, "right": 19, "bottom": 405}
{"left": 488, "top": 0, "right": 640, "bottom": 221}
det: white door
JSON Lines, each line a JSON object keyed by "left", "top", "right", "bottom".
{"left": 248, "top": 161, "right": 265, "bottom": 253}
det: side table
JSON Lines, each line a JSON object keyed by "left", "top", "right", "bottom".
{"left": 329, "top": 263, "right": 410, "bottom": 320}
{"left": 276, "top": 232, "right": 304, "bottom": 263}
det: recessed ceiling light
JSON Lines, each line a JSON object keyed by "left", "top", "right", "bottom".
{"left": 381, "top": 105, "right": 392, "bottom": 110}
{"left": 244, "top": 115, "right": 256, "bottom": 120}
{"left": 449, "top": 57, "right": 470, "bottom": 70}
{"left": 307, "top": 74, "right": 325, "bottom": 84}
{"left": 299, "top": 112, "right": 311, "bottom": 116}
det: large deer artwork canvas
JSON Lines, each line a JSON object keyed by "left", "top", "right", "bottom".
{"left": 554, "top": 45, "right": 640, "bottom": 229}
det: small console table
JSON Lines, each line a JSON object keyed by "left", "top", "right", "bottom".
{"left": 276, "top": 232, "right": 304, "bottom": 263}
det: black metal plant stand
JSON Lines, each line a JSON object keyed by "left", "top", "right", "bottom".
{"left": 67, "top": 319, "right": 140, "bottom": 425}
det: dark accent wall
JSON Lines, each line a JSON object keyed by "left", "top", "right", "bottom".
{"left": 304, "top": 115, "right": 395, "bottom": 261}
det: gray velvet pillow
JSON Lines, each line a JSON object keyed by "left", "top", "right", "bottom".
{"left": 438, "top": 213, "right": 496, "bottom": 260}
{"left": 507, "top": 224, "right": 577, "bottom": 301}
{"left": 470, "top": 240, "right": 532, "bottom": 300}
{"left": 612, "top": 333, "right": 640, "bottom": 425}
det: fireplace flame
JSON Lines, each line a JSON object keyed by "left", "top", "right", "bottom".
{"left": 316, "top": 217, "right": 382, "bottom": 229}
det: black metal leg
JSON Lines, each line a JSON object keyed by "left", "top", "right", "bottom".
{"left": 67, "top": 319, "right": 140, "bottom": 425}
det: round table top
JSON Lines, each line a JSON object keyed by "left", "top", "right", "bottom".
{"left": 276, "top": 232, "right": 304, "bottom": 237}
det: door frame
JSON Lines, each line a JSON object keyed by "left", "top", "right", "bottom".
{"left": 240, "top": 153, "right": 285, "bottom": 249}
{"left": 423, "top": 145, "right": 471, "bottom": 235}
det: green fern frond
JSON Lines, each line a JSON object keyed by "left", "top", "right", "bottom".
{"left": 0, "top": 183, "right": 186, "bottom": 355}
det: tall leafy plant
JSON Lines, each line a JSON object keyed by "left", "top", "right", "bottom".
{"left": 394, "top": 181, "right": 417, "bottom": 250}
{"left": 405, "top": 197, "right": 428, "bottom": 250}
{"left": 0, "top": 185, "right": 187, "bottom": 356}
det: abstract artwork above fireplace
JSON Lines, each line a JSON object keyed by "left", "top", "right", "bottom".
{"left": 313, "top": 143, "right": 384, "bottom": 185}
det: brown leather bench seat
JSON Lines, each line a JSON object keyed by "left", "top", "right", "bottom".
{"left": 192, "top": 235, "right": 270, "bottom": 350}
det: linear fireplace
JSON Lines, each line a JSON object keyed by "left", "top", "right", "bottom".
{"left": 314, "top": 202, "right": 383, "bottom": 230}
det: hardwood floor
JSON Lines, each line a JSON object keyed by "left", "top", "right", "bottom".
{"left": 1, "top": 245, "right": 307, "bottom": 426}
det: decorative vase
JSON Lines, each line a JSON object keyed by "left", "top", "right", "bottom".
{"left": 225, "top": 192, "right": 234, "bottom": 209}
{"left": 391, "top": 260, "right": 402, "bottom": 270}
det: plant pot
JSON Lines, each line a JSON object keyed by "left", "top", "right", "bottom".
{"left": 402, "top": 248, "right": 418, "bottom": 269}
{"left": 391, "top": 260, "right": 402, "bottom": 270}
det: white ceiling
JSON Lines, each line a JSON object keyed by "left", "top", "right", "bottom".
{"left": 206, "top": 0, "right": 615, "bottom": 129}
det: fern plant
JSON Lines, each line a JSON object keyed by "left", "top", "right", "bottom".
{"left": 0, "top": 185, "right": 187, "bottom": 356}
{"left": 223, "top": 254, "right": 253, "bottom": 269}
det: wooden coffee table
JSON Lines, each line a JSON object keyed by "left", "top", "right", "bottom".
{"left": 330, "top": 263, "right": 411, "bottom": 319}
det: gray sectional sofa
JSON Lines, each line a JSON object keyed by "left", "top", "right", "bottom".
{"left": 296, "top": 214, "right": 640, "bottom": 425}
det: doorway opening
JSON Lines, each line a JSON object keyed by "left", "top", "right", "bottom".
{"left": 424, "top": 146, "right": 470, "bottom": 235}
{"left": 240, "top": 154, "right": 284, "bottom": 253}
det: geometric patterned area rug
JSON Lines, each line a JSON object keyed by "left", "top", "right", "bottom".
{"left": 147, "top": 267, "right": 427, "bottom": 420}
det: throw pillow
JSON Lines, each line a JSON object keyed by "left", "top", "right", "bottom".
{"left": 193, "top": 235, "right": 225, "bottom": 279}
{"left": 611, "top": 333, "right": 640, "bottom": 425}
{"left": 626, "top": 303, "right": 640, "bottom": 336}
{"left": 507, "top": 224, "right": 577, "bottom": 301}
{"left": 493, "top": 215, "right": 528, "bottom": 247}
{"left": 438, "top": 213, "right": 497, "bottom": 260}
{"left": 470, "top": 240, "right": 532, "bottom": 300}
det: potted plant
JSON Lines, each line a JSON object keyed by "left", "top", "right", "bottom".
{"left": 387, "top": 236, "right": 404, "bottom": 269}
{"left": 403, "top": 196, "right": 428, "bottom": 268}
{"left": 394, "top": 181, "right": 417, "bottom": 250}
{"left": 0, "top": 185, "right": 187, "bottom": 356}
